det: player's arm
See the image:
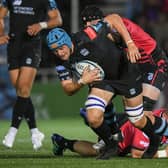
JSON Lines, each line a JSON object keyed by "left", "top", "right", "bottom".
{"left": 27, "top": 1, "right": 62, "bottom": 36}
{"left": 46, "top": 8, "right": 62, "bottom": 29}
{"left": 131, "top": 146, "right": 168, "bottom": 158}
{"left": 57, "top": 66, "right": 101, "bottom": 96}
{"left": 0, "top": 6, "right": 9, "bottom": 44}
{"left": 154, "top": 148, "right": 168, "bottom": 158}
{"left": 104, "top": 14, "right": 140, "bottom": 63}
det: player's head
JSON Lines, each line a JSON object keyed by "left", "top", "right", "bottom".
{"left": 81, "top": 5, "right": 104, "bottom": 27}
{"left": 47, "top": 28, "right": 72, "bottom": 60}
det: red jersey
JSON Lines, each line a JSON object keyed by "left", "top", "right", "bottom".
{"left": 122, "top": 18, "right": 156, "bottom": 55}
{"left": 118, "top": 121, "right": 149, "bottom": 155}
{"left": 153, "top": 108, "right": 166, "bottom": 117}
{"left": 118, "top": 108, "right": 168, "bottom": 155}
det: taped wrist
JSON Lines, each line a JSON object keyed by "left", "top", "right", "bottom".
{"left": 39, "top": 22, "right": 48, "bottom": 29}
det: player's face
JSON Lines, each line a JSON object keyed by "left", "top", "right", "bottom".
{"left": 53, "top": 45, "right": 71, "bottom": 61}
{"left": 84, "top": 19, "right": 100, "bottom": 27}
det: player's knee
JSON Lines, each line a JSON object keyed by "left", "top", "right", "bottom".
{"left": 125, "top": 104, "right": 144, "bottom": 125}
{"left": 87, "top": 110, "right": 104, "bottom": 128}
{"left": 85, "top": 95, "right": 107, "bottom": 127}
{"left": 16, "top": 84, "right": 31, "bottom": 97}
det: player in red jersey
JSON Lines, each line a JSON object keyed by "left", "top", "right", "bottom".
{"left": 81, "top": 6, "right": 168, "bottom": 110}
{"left": 51, "top": 108, "right": 168, "bottom": 158}
{"left": 80, "top": 5, "right": 168, "bottom": 158}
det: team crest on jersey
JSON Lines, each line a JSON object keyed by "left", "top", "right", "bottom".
{"left": 26, "top": 58, "right": 32, "bottom": 65}
{"left": 80, "top": 48, "right": 90, "bottom": 56}
{"left": 13, "top": 0, "right": 22, "bottom": 6}
{"left": 129, "top": 88, "right": 136, "bottom": 95}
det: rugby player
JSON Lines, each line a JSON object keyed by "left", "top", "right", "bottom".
{"left": 80, "top": 5, "right": 168, "bottom": 158}
{"left": 51, "top": 108, "right": 168, "bottom": 158}
{"left": 80, "top": 5, "right": 168, "bottom": 112}
{"left": 0, "top": 0, "right": 62, "bottom": 150}
{"left": 46, "top": 27, "right": 168, "bottom": 159}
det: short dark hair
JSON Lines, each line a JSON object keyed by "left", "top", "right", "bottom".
{"left": 81, "top": 5, "right": 104, "bottom": 26}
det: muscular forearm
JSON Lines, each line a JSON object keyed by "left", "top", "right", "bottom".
{"left": 104, "top": 14, "right": 133, "bottom": 47}
{"left": 27, "top": 9, "right": 62, "bottom": 36}
{"left": 61, "top": 80, "right": 83, "bottom": 96}
{"left": 46, "top": 9, "right": 62, "bottom": 29}
{"left": 46, "top": 10, "right": 62, "bottom": 29}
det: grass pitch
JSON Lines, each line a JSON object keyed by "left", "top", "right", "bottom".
{"left": 0, "top": 119, "right": 168, "bottom": 168}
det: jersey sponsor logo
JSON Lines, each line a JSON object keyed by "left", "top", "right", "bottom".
{"left": 139, "top": 140, "right": 149, "bottom": 147}
{"left": 12, "top": 0, "right": 35, "bottom": 15}
{"left": 83, "top": 27, "right": 97, "bottom": 40}
{"left": 13, "top": 6, "right": 35, "bottom": 15}
{"left": 80, "top": 48, "right": 90, "bottom": 56}
{"left": 13, "top": 0, "right": 22, "bottom": 6}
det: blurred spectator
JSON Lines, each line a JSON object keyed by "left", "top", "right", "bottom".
{"left": 161, "top": 0, "right": 168, "bottom": 13}
{"left": 134, "top": 14, "right": 155, "bottom": 38}
{"left": 125, "top": 0, "right": 144, "bottom": 19}
{"left": 144, "top": 0, "right": 161, "bottom": 23}
{"left": 0, "top": 44, "right": 16, "bottom": 119}
{"left": 162, "top": 38, "right": 168, "bottom": 56}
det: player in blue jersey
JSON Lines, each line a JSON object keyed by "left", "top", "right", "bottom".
{"left": 46, "top": 26, "right": 168, "bottom": 159}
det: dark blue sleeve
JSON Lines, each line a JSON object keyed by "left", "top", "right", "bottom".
{"left": 46, "top": 0, "right": 58, "bottom": 10}
{"left": 55, "top": 65, "right": 72, "bottom": 81}
{"left": 1, "top": 0, "right": 9, "bottom": 8}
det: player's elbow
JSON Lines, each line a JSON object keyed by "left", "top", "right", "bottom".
{"left": 56, "top": 16, "right": 63, "bottom": 27}
{"left": 63, "top": 87, "right": 77, "bottom": 96}
{"left": 63, "top": 88, "right": 74, "bottom": 96}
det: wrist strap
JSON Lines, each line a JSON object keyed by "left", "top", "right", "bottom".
{"left": 78, "top": 78, "right": 85, "bottom": 85}
{"left": 126, "top": 40, "right": 133, "bottom": 46}
{"left": 39, "top": 22, "right": 48, "bottom": 29}
{"left": 157, "top": 150, "right": 167, "bottom": 158}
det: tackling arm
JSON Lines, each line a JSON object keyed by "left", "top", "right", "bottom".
{"left": 104, "top": 14, "right": 140, "bottom": 63}
{"left": 46, "top": 8, "right": 62, "bottom": 29}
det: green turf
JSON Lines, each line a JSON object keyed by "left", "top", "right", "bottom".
{"left": 32, "top": 82, "right": 124, "bottom": 119}
{"left": 0, "top": 119, "right": 168, "bottom": 168}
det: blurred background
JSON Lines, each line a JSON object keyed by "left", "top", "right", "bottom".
{"left": 0, "top": 0, "right": 168, "bottom": 120}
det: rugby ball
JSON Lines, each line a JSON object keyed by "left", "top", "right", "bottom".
{"left": 74, "top": 60, "right": 105, "bottom": 80}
